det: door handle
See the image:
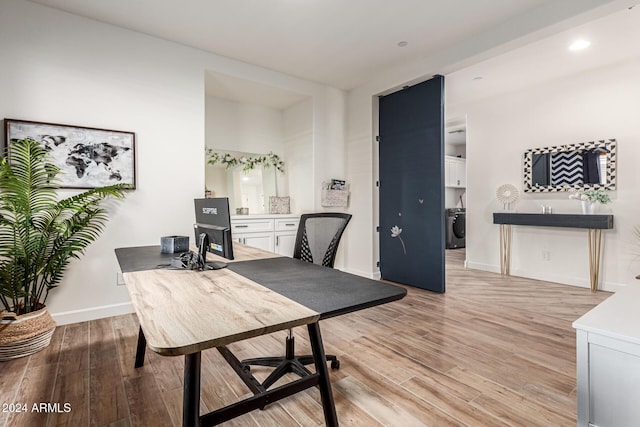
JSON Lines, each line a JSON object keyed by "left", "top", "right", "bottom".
{"left": 235, "top": 225, "right": 249, "bottom": 228}
{"left": 276, "top": 236, "right": 279, "bottom": 246}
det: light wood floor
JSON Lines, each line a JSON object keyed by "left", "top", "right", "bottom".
{"left": 0, "top": 250, "right": 610, "bottom": 427}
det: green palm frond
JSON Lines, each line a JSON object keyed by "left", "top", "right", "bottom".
{"left": 0, "top": 138, "right": 128, "bottom": 314}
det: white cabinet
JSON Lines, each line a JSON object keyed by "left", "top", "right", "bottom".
{"left": 233, "top": 232, "right": 274, "bottom": 252}
{"left": 445, "top": 156, "right": 466, "bottom": 188}
{"left": 230, "top": 215, "right": 299, "bottom": 257}
{"left": 274, "top": 232, "right": 297, "bottom": 257}
{"left": 274, "top": 217, "right": 300, "bottom": 257}
{"left": 573, "top": 286, "right": 640, "bottom": 427}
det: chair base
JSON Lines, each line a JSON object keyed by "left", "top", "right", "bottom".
{"left": 242, "top": 335, "right": 340, "bottom": 390}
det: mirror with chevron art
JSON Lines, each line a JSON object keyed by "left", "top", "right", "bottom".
{"left": 523, "top": 139, "right": 616, "bottom": 193}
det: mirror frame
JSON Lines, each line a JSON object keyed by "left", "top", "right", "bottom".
{"left": 523, "top": 139, "right": 617, "bottom": 193}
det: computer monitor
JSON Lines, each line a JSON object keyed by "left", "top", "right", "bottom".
{"left": 194, "top": 198, "right": 234, "bottom": 260}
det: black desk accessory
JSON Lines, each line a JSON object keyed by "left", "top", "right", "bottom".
{"left": 160, "top": 235, "right": 189, "bottom": 253}
{"left": 206, "top": 260, "right": 228, "bottom": 270}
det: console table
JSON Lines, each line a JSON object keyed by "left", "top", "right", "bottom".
{"left": 492, "top": 213, "right": 614, "bottom": 292}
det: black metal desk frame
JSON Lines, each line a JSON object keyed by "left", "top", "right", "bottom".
{"left": 116, "top": 247, "right": 407, "bottom": 427}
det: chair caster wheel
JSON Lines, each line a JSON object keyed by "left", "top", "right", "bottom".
{"left": 331, "top": 360, "right": 340, "bottom": 369}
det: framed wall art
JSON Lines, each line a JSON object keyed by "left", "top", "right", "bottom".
{"left": 3, "top": 118, "right": 136, "bottom": 189}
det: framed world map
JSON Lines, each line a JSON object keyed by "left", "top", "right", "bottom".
{"left": 4, "top": 119, "right": 136, "bottom": 189}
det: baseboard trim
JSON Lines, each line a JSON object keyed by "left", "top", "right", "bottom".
{"left": 343, "top": 268, "right": 380, "bottom": 280}
{"left": 51, "top": 302, "right": 134, "bottom": 326}
{"left": 465, "top": 261, "right": 501, "bottom": 274}
{"left": 465, "top": 261, "right": 626, "bottom": 293}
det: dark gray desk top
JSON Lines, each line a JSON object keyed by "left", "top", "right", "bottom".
{"left": 115, "top": 246, "right": 407, "bottom": 320}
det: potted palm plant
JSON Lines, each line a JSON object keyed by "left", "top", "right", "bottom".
{"left": 0, "top": 138, "right": 127, "bottom": 360}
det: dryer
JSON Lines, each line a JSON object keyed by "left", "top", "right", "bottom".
{"left": 445, "top": 208, "right": 465, "bottom": 249}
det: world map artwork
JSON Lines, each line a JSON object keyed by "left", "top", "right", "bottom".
{"left": 6, "top": 121, "right": 135, "bottom": 189}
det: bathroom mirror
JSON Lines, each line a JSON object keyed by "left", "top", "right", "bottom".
{"left": 523, "top": 139, "right": 617, "bottom": 193}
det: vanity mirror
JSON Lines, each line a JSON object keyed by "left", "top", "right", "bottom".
{"left": 523, "top": 139, "right": 617, "bottom": 193}
{"left": 205, "top": 150, "right": 280, "bottom": 214}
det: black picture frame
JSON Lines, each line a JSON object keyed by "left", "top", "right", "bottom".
{"left": 3, "top": 118, "right": 136, "bottom": 189}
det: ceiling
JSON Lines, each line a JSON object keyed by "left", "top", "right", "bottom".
{"left": 27, "top": 0, "right": 591, "bottom": 90}
{"left": 446, "top": 5, "right": 640, "bottom": 108}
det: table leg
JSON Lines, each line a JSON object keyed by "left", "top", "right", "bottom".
{"left": 183, "top": 352, "right": 201, "bottom": 427}
{"left": 134, "top": 327, "right": 147, "bottom": 368}
{"left": 587, "top": 228, "right": 603, "bottom": 293}
{"left": 499, "top": 224, "right": 512, "bottom": 275}
{"left": 307, "top": 323, "right": 338, "bottom": 427}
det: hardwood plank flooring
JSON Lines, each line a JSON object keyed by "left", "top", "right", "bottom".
{"left": 0, "top": 249, "right": 610, "bottom": 426}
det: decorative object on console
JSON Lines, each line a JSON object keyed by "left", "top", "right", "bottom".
{"left": 496, "top": 183, "right": 519, "bottom": 210}
{"left": 0, "top": 138, "right": 127, "bottom": 360}
{"left": 4, "top": 118, "right": 136, "bottom": 189}
{"left": 269, "top": 196, "right": 290, "bottom": 214}
{"left": 569, "top": 188, "right": 611, "bottom": 214}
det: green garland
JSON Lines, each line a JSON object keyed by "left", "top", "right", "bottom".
{"left": 206, "top": 149, "right": 284, "bottom": 173}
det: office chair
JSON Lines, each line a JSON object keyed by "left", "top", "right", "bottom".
{"left": 241, "top": 212, "right": 352, "bottom": 389}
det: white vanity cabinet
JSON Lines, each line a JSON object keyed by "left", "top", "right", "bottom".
{"left": 445, "top": 156, "right": 466, "bottom": 188}
{"left": 573, "top": 286, "right": 640, "bottom": 427}
{"left": 230, "top": 215, "right": 300, "bottom": 257}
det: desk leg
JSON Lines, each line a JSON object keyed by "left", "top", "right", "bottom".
{"left": 307, "top": 323, "right": 338, "bottom": 427}
{"left": 499, "top": 224, "right": 512, "bottom": 275}
{"left": 183, "top": 352, "right": 201, "bottom": 427}
{"left": 134, "top": 327, "right": 147, "bottom": 368}
{"left": 587, "top": 229, "right": 603, "bottom": 293}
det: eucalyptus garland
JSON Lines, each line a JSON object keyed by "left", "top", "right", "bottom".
{"left": 206, "top": 149, "right": 285, "bottom": 173}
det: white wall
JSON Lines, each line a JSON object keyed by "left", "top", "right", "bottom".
{"left": 205, "top": 96, "right": 285, "bottom": 155}
{"left": 0, "top": 0, "right": 345, "bottom": 324}
{"left": 451, "top": 57, "right": 640, "bottom": 290}
{"left": 204, "top": 95, "right": 286, "bottom": 209}
{"left": 344, "top": 0, "right": 629, "bottom": 278}
{"left": 284, "top": 98, "right": 314, "bottom": 213}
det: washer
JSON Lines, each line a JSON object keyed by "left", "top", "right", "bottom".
{"left": 445, "top": 208, "right": 465, "bottom": 249}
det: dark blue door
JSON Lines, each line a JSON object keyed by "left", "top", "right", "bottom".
{"left": 378, "top": 76, "right": 445, "bottom": 292}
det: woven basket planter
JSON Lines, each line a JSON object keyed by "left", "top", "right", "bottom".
{"left": 0, "top": 307, "right": 56, "bottom": 361}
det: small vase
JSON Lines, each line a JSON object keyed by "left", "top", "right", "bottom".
{"left": 581, "top": 200, "right": 596, "bottom": 215}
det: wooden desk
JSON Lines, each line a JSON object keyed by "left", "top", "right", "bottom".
{"left": 493, "top": 213, "right": 614, "bottom": 292}
{"left": 115, "top": 244, "right": 406, "bottom": 427}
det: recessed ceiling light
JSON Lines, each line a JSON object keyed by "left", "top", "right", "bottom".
{"left": 569, "top": 39, "right": 591, "bottom": 51}
{"left": 397, "top": 41, "right": 408, "bottom": 47}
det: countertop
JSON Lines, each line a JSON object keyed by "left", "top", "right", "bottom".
{"left": 572, "top": 285, "right": 640, "bottom": 345}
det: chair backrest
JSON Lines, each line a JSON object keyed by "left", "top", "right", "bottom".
{"left": 293, "top": 213, "right": 352, "bottom": 268}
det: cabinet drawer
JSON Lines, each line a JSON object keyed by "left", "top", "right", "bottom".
{"left": 275, "top": 218, "right": 300, "bottom": 232}
{"left": 231, "top": 219, "right": 274, "bottom": 233}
